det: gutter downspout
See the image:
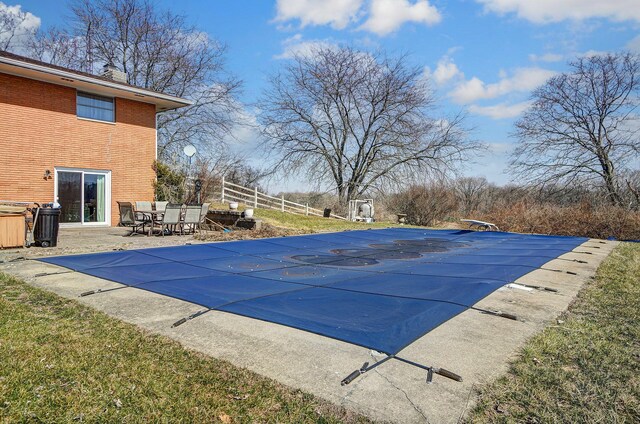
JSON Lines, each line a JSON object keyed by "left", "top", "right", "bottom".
{"left": 154, "top": 112, "right": 158, "bottom": 200}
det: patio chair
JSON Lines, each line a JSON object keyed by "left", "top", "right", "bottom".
{"left": 117, "top": 201, "right": 146, "bottom": 236}
{"left": 182, "top": 205, "right": 203, "bottom": 234}
{"left": 135, "top": 200, "right": 153, "bottom": 223}
{"left": 158, "top": 203, "right": 183, "bottom": 236}
{"left": 198, "top": 203, "right": 210, "bottom": 232}
{"left": 153, "top": 201, "right": 169, "bottom": 225}
{"left": 154, "top": 201, "right": 168, "bottom": 212}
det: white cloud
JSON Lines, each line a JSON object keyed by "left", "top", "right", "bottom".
{"left": 274, "top": 0, "right": 364, "bottom": 30}
{"left": 468, "top": 101, "right": 531, "bottom": 119}
{"left": 424, "top": 55, "right": 464, "bottom": 86}
{"left": 476, "top": 0, "right": 640, "bottom": 24}
{"left": 627, "top": 35, "right": 640, "bottom": 53}
{"left": 579, "top": 49, "right": 609, "bottom": 58}
{"left": 225, "top": 107, "right": 261, "bottom": 147}
{"left": 274, "top": 0, "right": 442, "bottom": 36}
{"left": 360, "top": 0, "right": 441, "bottom": 35}
{"left": 0, "top": 2, "right": 41, "bottom": 51}
{"left": 433, "top": 57, "right": 463, "bottom": 85}
{"left": 275, "top": 34, "right": 336, "bottom": 59}
{"left": 529, "top": 53, "right": 564, "bottom": 63}
{"left": 462, "top": 141, "right": 513, "bottom": 184}
{"left": 449, "top": 67, "right": 556, "bottom": 104}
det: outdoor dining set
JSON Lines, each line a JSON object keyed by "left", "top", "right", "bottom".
{"left": 117, "top": 201, "right": 210, "bottom": 236}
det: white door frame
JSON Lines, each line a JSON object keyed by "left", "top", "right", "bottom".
{"left": 54, "top": 167, "right": 112, "bottom": 227}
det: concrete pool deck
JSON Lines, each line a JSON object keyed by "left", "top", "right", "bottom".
{"left": 0, "top": 231, "right": 617, "bottom": 423}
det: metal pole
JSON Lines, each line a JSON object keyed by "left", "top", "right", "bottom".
{"left": 254, "top": 187, "right": 258, "bottom": 208}
{"left": 305, "top": 203, "right": 309, "bottom": 215}
{"left": 281, "top": 194, "right": 284, "bottom": 212}
{"left": 221, "top": 176, "right": 225, "bottom": 203}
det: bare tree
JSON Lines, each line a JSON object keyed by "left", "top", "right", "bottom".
{"left": 455, "top": 177, "right": 490, "bottom": 214}
{"left": 28, "top": 28, "right": 87, "bottom": 70}
{"left": 623, "top": 169, "right": 640, "bottom": 209}
{"left": 510, "top": 52, "right": 640, "bottom": 206}
{"left": 386, "top": 183, "right": 458, "bottom": 226}
{"left": 258, "top": 46, "right": 477, "bottom": 205}
{"left": 27, "top": 0, "right": 242, "bottom": 162}
{"left": 0, "top": 3, "right": 38, "bottom": 51}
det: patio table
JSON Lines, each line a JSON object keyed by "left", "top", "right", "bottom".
{"left": 136, "top": 209, "right": 165, "bottom": 236}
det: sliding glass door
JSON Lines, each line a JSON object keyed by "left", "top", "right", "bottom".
{"left": 56, "top": 168, "right": 110, "bottom": 225}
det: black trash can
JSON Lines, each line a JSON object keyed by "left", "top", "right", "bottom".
{"left": 33, "top": 205, "right": 61, "bottom": 247}
{"left": 323, "top": 208, "right": 332, "bottom": 218}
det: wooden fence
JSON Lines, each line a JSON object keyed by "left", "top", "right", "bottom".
{"left": 220, "top": 177, "right": 346, "bottom": 220}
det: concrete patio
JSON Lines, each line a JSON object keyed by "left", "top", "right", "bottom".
{"left": 0, "top": 227, "right": 207, "bottom": 262}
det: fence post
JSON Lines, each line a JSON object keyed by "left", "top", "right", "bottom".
{"left": 254, "top": 187, "right": 258, "bottom": 208}
{"left": 281, "top": 194, "right": 285, "bottom": 212}
{"left": 221, "top": 176, "right": 225, "bottom": 203}
{"left": 305, "top": 203, "right": 309, "bottom": 216}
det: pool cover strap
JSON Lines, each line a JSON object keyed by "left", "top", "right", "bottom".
{"left": 340, "top": 354, "right": 463, "bottom": 386}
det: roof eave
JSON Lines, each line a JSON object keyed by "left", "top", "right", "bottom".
{"left": 0, "top": 55, "right": 193, "bottom": 112}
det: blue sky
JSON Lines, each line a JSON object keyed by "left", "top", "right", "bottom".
{"left": 6, "top": 0, "right": 640, "bottom": 190}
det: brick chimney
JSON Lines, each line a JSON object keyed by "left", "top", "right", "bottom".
{"left": 102, "top": 63, "right": 127, "bottom": 83}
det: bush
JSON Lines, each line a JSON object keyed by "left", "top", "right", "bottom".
{"left": 478, "top": 201, "right": 640, "bottom": 240}
{"left": 386, "top": 184, "right": 458, "bottom": 226}
{"left": 154, "top": 161, "right": 185, "bottom": 202}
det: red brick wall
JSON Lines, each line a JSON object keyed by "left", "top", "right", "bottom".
{"left": 0, "top": 72, "right": 157, "bottom": 226}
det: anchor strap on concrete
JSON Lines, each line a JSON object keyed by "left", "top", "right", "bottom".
{"left": 515, "top": 282, "right": 559, "bottom": 292}
{"left": 34, "top": 270, "right": 75, "bottom": 277}
{"left": 341, "top": 354, "right": 462, "bottom": 386}
{"left": 554, "top": 257, "right": 588, "bottom": 264}
{"left": 80, "top": 286, "right": 128, "bottom": 297}
{"left": 479, "top": 309, "right": 518, "bottom": 320}
{"left": 171, "top": 309, "right": 211, "bottom": 328}
{"left": 541, "top": 267, "right": 578, "bottom": 275}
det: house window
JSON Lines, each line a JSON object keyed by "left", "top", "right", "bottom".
{"left": 77, "top": 92, "right": 114, "bottom": 122}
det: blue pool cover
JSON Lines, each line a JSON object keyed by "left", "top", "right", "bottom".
{"left": 40, "top": 229, "right": 587, "bottom": 354}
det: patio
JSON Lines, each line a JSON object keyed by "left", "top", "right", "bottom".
{"left": 0, "top": 227, "right": 205, "bottom": 262}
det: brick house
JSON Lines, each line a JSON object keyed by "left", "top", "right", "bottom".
{"left": 0, "top": 51, "right": 191, "bottom": 226}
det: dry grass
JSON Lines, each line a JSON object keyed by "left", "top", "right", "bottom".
{"left": 195, "top": 222, "right": 306, "bottom": 242}
{"left": 477, "top": 202, "right": 640, "bottom": 240}
{"left": 203, "top": 201, "right": 406, "bottom": 236}
{"left": 467, "top": 242, "right": 640, "bottom": 423}
{"left": 0, "top": 272, "right": 371, "bottom": 423}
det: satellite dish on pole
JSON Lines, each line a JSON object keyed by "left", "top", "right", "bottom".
{"left": 183, "top": 144, "right": 197, "bottom": 158}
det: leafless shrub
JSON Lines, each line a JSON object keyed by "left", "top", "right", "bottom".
{"left": 185, "top": 156, "right": 267, "bottom": 204}
{"left": 454, "top": 177, "right": 490, "bottom": 215}
{"left": 478, "top": 201, "right": 640, "bottom": 240}
{"left": 386, "top": 184, "right": 458, "bottom": 226}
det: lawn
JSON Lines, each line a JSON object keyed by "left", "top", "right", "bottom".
{"left": 207, "top": 201, "right": 409, "bottom": 233}
{"left": 467, "top": 242, "right": 640, "bottom": 423}
{"left": 0, "top": 272, "right": 369, "bottom": 423}
{"left": 254, "top": 207, "right": 401, "bottom": 232}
